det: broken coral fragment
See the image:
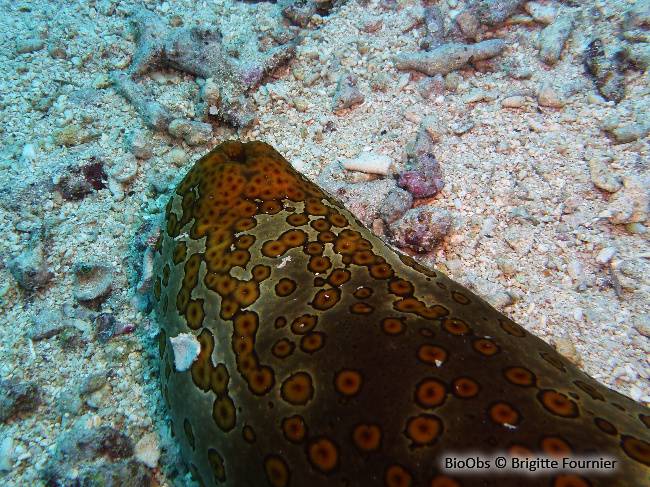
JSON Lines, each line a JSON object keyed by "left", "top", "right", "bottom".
{"left": 124, "top": 7, "right": 299, "bottom": 127}
{"left": 393, "top": 39, "right": 506, "bottom": 76}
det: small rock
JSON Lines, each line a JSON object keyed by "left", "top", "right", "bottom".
{"left": 15, "top": 38, "right": 45, "bottom": 54}
{"left": 73, "top": 262, "right": 114, "bottom": 305}
{"left": 475, "top": 0, "right": 525, "bottom": 25}
{"left": 538, "top": 16, "right": 574, "bottom": 65}
{"left": 125, "top": 130, "right": 153, "bottom": 159}
{"left": 29, "top": 308, "right": 69, "bottom": 341}
{"left": 596, "top": 247, "right": 617, "bottom": 265}
{"left": 625, "top": 222, "right": 647, "bottom": 234}
{"left": 53, "top": 124, "right": 98, "bottom": 147}
{"left": 170, "top": 333, "right": 201, "bottom": 372}
{"left": 537, "top": 82, "right": 565, "bottom": 108}
{"left": 168, "top": 119, "right": 213, "bottom": 146}
{"left": 604, "top": 176, "right": 650, "bottom": 224}
{"left": 357, "top": 15, "right": 383, "bottom": 33}
{"left": 388, "top": 206, "right": 452, "bottom": 252}
{"left": 163, "top": 147, "right": 190, "bottom": 166}
{"left": 8, "top": 244, "right": 53, "bottom": 291}
{"left": 496, "top": 256, "right": 518, "bottom": 276}
{"left": 584, "top": 39, "right": 627, "bottom": 103}
{"left": 57, "top": 390, "right": 84, "bottom": 415}
{"left": 501, "top": 95, "right": 526, "bottom": 108}
{"left": 134, "top": 433, "right": 161, "bottom": 468}
{"left": 589, "top": 156, "right": 622, "bottom": 193}
{"left": 201, "top": 78, "right": 220, "bottom": 106}
{"left": 0, "top": 379, "right": 39, "bottom": 423}
{"left": 332, "top": 73, "right": 365, "bottom": 111}
{"left": 455, "top": 9, "right": 480, "bottom": 39}
{"left": 416, "top": 74, "right": 445, "bottom": 99}
{"left": 370, "top": 72, "right": 391, "bottom": 92}
{"left": 79, "top": 372, "right": 108, "bottom": 395}
{"left": 293, "top": 97, "right": 309, "bottom": 112}
{"left": 421, "top": 115, "right": 445, "bottom": 142}
{"left": 608, "top": 123, "right": 650, "bottom": 144}
{"left": 109, "top": 154, "right": 138, "bottom": 183}
{"left": 95, "top": 313, "right": 116, "bottom": 342}
{"left": 341, "top": 152, "right": 393, "bottom": 176}
{"left": 378, "top": 188, "right": 413, "bottom": 224}
{"left": 445, "top": 72, "right": 461, "bottom": 91}
{"left": 524, "top": 2, "right": 556, "bottom": 24}
{"left": 504, "top": 225, "right": 535, "bottom": 255}
{"left": 634, "top": 315, "right": 650, "bottom": 338}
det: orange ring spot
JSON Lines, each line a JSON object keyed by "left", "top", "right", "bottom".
{"left": 451, "top": 290, "right": 471, "bottom": 304}
{"left": 234, "top": 311, "right": 259, "bottom": 336}
{"left": 248, "top": 366, "right": 275, "bottom": 396}
{"left": 234, "top": 280, "right": 260, "bottom": 307}
{"left": 389, "top": 278, "right": 414, "bottom": 296}
{"left": 503, "top": 366, "right": 536, "bottom": 387}
{"left": 260, "top": 200, "right": 282, "bottom": 214}
{"left": 594, "top": 418, "right": 617, "bottom": 436}
{"left": 327, "top": 269, "right": 351, "bottom": 287}
{"left": 508, "top": 444, "right": 533, "bottom": 460}
{"left": 264, "top": 454, "right": 290, "bottom": 487}
{"left": 540, "top": 436, "right": 572, "bottom": 458}
{"left": 621, "top": 435, "right": 650, "bottom": 466}
{"left": 243, "top": 425, "right": 256, "bottom": 443}
{"left": 573, "top": 380, "right": 604, "bottom": 401}
{"left": 499, "top": 318, "right": 526, "bottom": 337}
{"left": 282, "top": 415, "right": 308, "bottom": 443}
{"left": 472, "top": 338, "right": 500, "bottom": 356}
{"left": 311, "top": 288, "right": 341, "bottom": 311}
{"left": 352, "top": 424, "right": 382, "bottom": 452}
{"left": 308, "top": 256, "right": 332, "bottom": 274}
{"left": 317, "top": 230, "right": 336, "bottom": 243}
{"left": 382, "top": 317, "right": 405, "bottom": 335}
{"left": 280, "top": 372, "right": 314, "bottom": 405}
{"left": 281, "top": 229, "right": 308, "bottom": 247}
{"left": 452, "top": 376, "right": 480, "bottom": 399}
{"left": 291, "top": 314, "right": 318, "bottom": 335}
{"left": 287, "top": 213, "right": 309, "bottom": 226}
{"left": 385, "top": 464, "right": 412, "bottom": 487}
{"left": 350, "top": 302, "right": 374, "bottom": 314}
{"left": 262, "top": 240, "right": 288, "bottom": 258}
{"left": 311, "top": 218, "right": 331, "bottom": 232}
{"left": 353, "top": 287, "right": 374, "bottom": 299}
{"left": 304, "top": 241, "right": 324, "bottom": 255}
{"left": 275, "top": 278, "right": 297, "bottom": 297}
{"left": 185, "top": 299, "right": 205, "bottom": 330}
{"left": 300, "top": 332, "right": 326, "bottom": 354}
{"left": 369, "top": 262, "right": 394, "bottom": 279}
{"left": 415, "top": 378, "right": 447, "bottom": 409}
{"left": 404, "top": 414, "right": 443, "bottom": 446}
{"left": 540, "top": 352, "right": 567, "bottom": 372}
{"left": 441, "top": 318, "right": 471, "bottom": 335}
{"left": 307, "top": 437, "right": 339, "bottom": 473}
{"left": 488, "top": 402, "right": 520, "bottom": 427}
{"left": 417, "top": 344, "right": 448, "bottom": 366}
{"left": 211, "top": 363, "right": 229, "bottom": 395}
{"left": 394, "top": 297, "right": 424, "bottom": 312}
{"left": 212, "top": 396, "right": 236, "bottom": 432}
{"left": 208, "top": 448, "right": 226, "bottom": 483}
{"left": 334, "top": 369, "right": 363, "bottom": 397}
{"left": 416, "top": 305, "right": 448, "bottom": 320}
{"left": 537, "top": 390, "right": 579, "bottom": 418}
{"left": 252, "top": 264, "right": 271, "bottom": 282}
{"left": 272, "top": 338, "right": 295, "bottom": 359}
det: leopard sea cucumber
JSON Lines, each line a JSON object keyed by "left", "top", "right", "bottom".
{"left": 152, "top": 140, "right": 650, "bottom": 487}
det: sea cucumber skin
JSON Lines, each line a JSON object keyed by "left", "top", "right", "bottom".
{"left": 152, "top": 140, "right": 650, "bottom": 487}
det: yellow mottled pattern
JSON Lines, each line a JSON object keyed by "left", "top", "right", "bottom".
{"left": 152, "top": 140, "right": 650, "bottom": 487}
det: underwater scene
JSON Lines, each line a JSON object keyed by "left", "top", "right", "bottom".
{"left": 1, "top": 0, "right": 650, "bottom": 486}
